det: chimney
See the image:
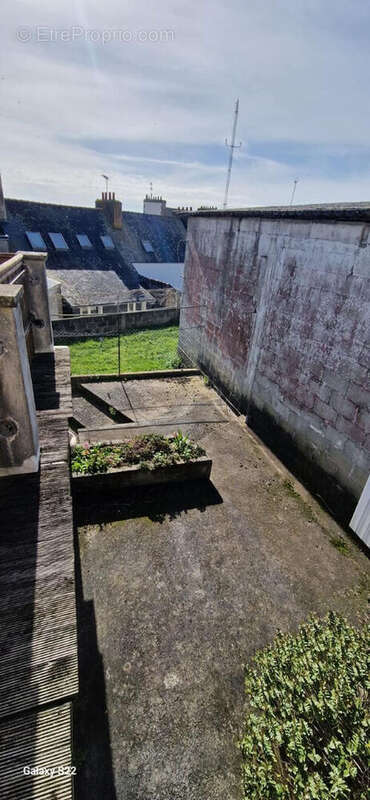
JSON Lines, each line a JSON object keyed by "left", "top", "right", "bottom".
{"left": 0, "top": 174, "right": 7, "bottom": 222}
{"left": 143, "top": 195, "right": 167, "bottom": 216}
{"left": 95, "top": 190, "right": 122, "bottom": 229}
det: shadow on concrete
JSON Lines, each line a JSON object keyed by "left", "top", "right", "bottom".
{"left": 74, "top": 478, "right": 223, "bottom": 528}
{"left": 73, "top": 524, "right": 117, "bottom": 800}
{"left": 248, "top": 403, "right": 359, "bottom": 531}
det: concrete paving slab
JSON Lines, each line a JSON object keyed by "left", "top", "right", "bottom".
{"left": 123, "top": 376, "right": 219, "bottom": 409}
{"left": 72, "top": 396, "right": 116, "bottom": 429}
{"left": 74, "top": 380, "right": 369, "bottom": 800}
{"left": 133, "top": 402, "right": 227, "bottom": 424}
{"left": 80, "top": 381, "right": 134, "bottom": 414}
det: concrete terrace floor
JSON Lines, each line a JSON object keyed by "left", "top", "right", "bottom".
{"left": 73, "top": 376, "right": 369, "bottom": 800}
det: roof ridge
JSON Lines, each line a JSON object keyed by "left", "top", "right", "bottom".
{"left": 5, "top": 198, "right": 100, "bottom": 212}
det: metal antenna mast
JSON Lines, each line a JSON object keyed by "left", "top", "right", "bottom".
{"left": 223, "top": 98, "right": 242, "bottom": 209}
{"left": 290, "top": 178, "right": 299, "bottom": 206}
{"left": 102, "top": 174, "right": 109, "bottom": 194}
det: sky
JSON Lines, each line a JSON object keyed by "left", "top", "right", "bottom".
{"left": 1, "top": 0, "right": 370, "bottom": 211}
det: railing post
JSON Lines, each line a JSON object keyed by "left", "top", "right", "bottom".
{"left": 0, "top": 284, "right": 39, "bottom": 475}
{"left": 23, "top": 252, "right": 54, "bottom": 353}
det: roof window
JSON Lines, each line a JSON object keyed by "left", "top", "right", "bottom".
{"left": 25, "top": 231, "right": 47, "bottom": 251}
{"left": 76, "top": 234, "right": 92, "bottom": 249}
{"left": 48, "top": 232, "right": 69, "bottom": 250}
{"left": 100, "top": 235, "right": 115, "bottom": 250}
{"left": 141, "top": 239, "right": 154, "bottom": 253}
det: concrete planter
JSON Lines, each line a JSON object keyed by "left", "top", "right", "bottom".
{"left": 71, "top": 455, "right": 212, "bottom": 496}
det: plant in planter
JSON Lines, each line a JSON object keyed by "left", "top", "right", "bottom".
{"left": 71, "top": 432, "right": 206, "bottom": 476}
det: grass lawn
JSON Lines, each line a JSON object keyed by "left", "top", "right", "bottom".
{"left": 66, "top": 325, "right": 180, "bottom": 375}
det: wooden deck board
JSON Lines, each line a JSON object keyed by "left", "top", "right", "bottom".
{"left": 0, "top": 347, "right": 77, "bottom": 798}
{"left": 0, "top": 703, "right": 73, "bottom": 800}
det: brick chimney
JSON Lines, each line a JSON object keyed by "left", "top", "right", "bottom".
{"left": 95, "top": 191, "right": 122, "bottom": 229}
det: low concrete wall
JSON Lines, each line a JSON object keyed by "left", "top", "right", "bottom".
{"left": 71, "top": 368, "right": 199, "bottom": 392}
{"left": 71, "top": 457, "right": 212, "bottom": 495}
{"left": 180, "top": 209, "right": 370, "bottom": 517}
{"left": 53, "top": 306, "right": 179, "bottom": 340}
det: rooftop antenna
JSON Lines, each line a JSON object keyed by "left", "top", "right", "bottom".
{"left": 102, "top": 174, "right": 109, "bottom": 194}
{"left": 149, "top": 181, "right": 153, "bottom": 198}
{"left": 289, "top": 178, "right": 299, "bottom": 206}
{"left": 223, "top": 98, "right": 242, "bottom": 209}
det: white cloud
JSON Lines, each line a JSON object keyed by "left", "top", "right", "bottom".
{"left": 1, "top": 0, "right": 370, "bottom": 210}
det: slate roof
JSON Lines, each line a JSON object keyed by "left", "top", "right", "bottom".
{"left": 2, "top": 200, "right": 187, "bottom": 291}
{"left": 120, "top": 211, "right": 186, "bottom": 264}
{"left": 3, "top": 199, "right": 140, "bottom": 289}
{"left": 46, "top": 269, "right": 153, "bottom": 308}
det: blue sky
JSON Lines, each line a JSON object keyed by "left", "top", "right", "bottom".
{"left": 1, "top": 0, "right": 370, "bottom": 210}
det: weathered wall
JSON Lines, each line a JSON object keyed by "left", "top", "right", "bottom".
{"left": 47, "top": 280, "right": 63, "bottom": 319}
{"left": 53, "top": 305, "right": 179, "bottom": 340}
{"left": 179, "top": 213, "right": 370, "bottom": 510}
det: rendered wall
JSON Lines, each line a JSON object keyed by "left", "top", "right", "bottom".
{"left": 179, "top": 214, "right": 370, "bottom": 509}
{"left": 53, "top": 306, "right": 179, "bottom": 339}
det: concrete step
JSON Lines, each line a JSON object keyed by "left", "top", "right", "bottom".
{"left": 78, "top": 413, "right": 228, "bottom": 443}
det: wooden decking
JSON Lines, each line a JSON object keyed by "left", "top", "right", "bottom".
{"left": 0, "top": 347, "right": 77, "bottom": 798}
{"left": 0, "top": 703, "right": 73, "bottom": 800}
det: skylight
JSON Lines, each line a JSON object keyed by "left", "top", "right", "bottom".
{"left": 142, "top": 239, "right": 154, "bottom": 253}
{"left": 76, "top": 233, "right": 92, "bottom": 249}
{"left": 100, "top": 234, "right": 115, "bottom": 250}
{"left": 48, "top": 232, "right": 69, "bottom": 250}
{"left": 25, "top": 231, "right": 47, "bottom": 251}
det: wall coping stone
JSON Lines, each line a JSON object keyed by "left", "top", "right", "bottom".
{"left": 0, "top": 283, "right": 23, "bottom": 307}
{"left": 188, "top": 202, "right": 370, "bottom": 222}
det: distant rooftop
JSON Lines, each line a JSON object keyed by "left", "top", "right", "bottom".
{"left": 3, "top": 198, "right": 186, "bottom": 279}
{"left": 3, "top": 197, "right": 141, "bottom": 286}
{"left": 189, "top": 202, "right": 370, "bottom": 222}
{"left": 47, "top": 269, "right": 151, "bottom": 307}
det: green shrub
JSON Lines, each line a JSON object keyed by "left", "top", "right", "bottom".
{"left": 240, "top": 612, "right": 369, "bottom": 799}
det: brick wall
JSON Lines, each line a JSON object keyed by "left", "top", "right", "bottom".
{"left": 179, "top": 213, "right": 370, "bottom": 510}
